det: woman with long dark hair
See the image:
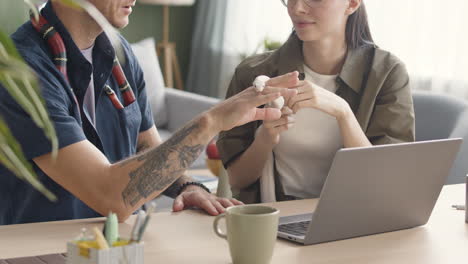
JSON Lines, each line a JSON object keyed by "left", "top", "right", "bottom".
{"left": 218, "top": 0, "right": 415, "bottom": 203}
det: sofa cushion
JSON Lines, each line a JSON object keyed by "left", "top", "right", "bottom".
{"left": 131, "top": 38, "right": 168, "bottom": 127}
{"left": 413, "top": 90, "right": 468, "bottom": 141}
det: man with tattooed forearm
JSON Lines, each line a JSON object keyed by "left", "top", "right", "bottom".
{"left": 0, "top": 0, "right": 299, "bottom": 225}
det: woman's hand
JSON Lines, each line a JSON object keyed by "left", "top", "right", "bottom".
{"left": 287, "top": 80, "right": 372, "bottom": 148}
{"left": 288, "top": 80, "right": 351, "bottom": 120}
{"left": 256, "top": 106, "right": 295, "bottom": 146}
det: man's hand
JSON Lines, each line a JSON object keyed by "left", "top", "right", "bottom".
{"left": 172, "top": 186, "right": 243, "bottom": 215}
{"left": 209, "top": 72, "right": 299, "bottom": 132}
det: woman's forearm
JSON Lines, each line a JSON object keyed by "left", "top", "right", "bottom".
{"left": 337, "top": 107, "right": 372, "bottom": 148}
{"left": 227, "top": 133, "right": 274, "bottom": 189}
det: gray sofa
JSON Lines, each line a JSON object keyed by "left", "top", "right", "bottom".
{"left": 413, "top": 90, "right": 468, "bottom": 184}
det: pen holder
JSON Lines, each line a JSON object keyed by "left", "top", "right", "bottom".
{"left": 66, "top": 241, "right": 144, "bottom": 264}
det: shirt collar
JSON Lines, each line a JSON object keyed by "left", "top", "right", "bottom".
{"left": 277, "top": 33, "right": 372, "bottom": 94}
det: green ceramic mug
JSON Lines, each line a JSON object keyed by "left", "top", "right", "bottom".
{"left": 213, "top": 205, "right": 280, "bottom": 264}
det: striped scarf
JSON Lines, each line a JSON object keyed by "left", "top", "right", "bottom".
{"left": 31, "top": 14, "right": 136, "bottom": 110}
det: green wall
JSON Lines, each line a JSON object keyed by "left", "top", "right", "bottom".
{"left": 121, "top": 3, "right": 195, "bottom": 85}
{"left": 1, "top": 1, "right": 29, "bottom": 35}
{"left": 1, "top": 1, "right": 195, "bottom": 84}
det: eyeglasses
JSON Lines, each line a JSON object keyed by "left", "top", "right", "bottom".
{"left": 281, "top": 0, "right": 324, "bottom": 8}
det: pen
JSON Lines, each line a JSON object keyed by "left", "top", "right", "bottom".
{"left": 130, "top": 210, "right": 146, "bottom": 243}
{"left": 137, "top": 202, "right": 157, "bottom": 242}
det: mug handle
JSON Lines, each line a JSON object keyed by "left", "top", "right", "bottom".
{"left": 213, "top": 213, "right": 227, "bottom": 239}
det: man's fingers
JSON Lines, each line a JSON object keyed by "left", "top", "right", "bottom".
{"left": 173, "top": 191, "right": 245, "bottom": 216}
{"left": 200, "top": 199, "right": 220, "bottom": 216}
{"left": 212, "top": 200, "right": 226, "bottom": 214}
{"left": 266, "top": 71, "right": 300, "bottom": 87}
{"left": 252, "top": 108, "right": 282, "bottom": 122}
{"left": 218, "top": 198, "right": 235, "bottom": 208}
{"left": 231, "top": 198, "right": 244, "bottom": 205}
{"left": 262, "top": 87, "right": 298, "bottom": 100}
{"left": 172, "top": 194, "right": 185, "bottom": 212}
{"left": 250, "top": 92, "right": 283, "bottom": 109}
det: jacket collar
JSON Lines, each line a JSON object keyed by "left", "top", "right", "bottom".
{"left": 276, "top": 33, "right": 372, "bottom": 94}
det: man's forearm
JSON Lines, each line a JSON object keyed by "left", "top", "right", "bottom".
{"left": 113, "top": 113, "right": 218, "bottom": 216}
{"left": 136, "top": 129, "right": 195, "bottom": 199}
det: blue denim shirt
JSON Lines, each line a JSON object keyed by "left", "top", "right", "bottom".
{"left": 0, "top": 2, "right": 154, "bottom": 225}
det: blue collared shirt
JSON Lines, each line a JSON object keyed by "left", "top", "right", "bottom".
{"left": 0, "top": 2, "right": 154, "bottom": 225}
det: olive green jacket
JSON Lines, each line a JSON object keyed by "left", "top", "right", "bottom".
{"left": 217, "top": 34, "right": 415, "bottom": 204}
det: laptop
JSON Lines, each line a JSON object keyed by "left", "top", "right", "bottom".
{"left": 277, "top": 138, "right": 462, "bottom": 245}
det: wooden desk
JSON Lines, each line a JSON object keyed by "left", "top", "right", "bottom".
{"left": 1, "top": 185, "right": 467, "bottom": 263}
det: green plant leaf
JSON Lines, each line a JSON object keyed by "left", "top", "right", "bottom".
{"left": 0, "top": 31, "right": 22, "bottom": 60}
{"left": 0, "top": 56, "right": 58, "bottom": 159}
{"left": 0, "top": 24, "right": 58, "bottom": 195}
{"left": 0, "top": 29, "right": 59, "bottom": 173}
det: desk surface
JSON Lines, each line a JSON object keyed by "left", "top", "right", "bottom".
{"left": 0, "top": 184, "right": 467, "bottom": 263}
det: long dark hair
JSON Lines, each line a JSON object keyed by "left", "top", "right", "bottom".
{"left": 346, "top": 2, "right": 375, "bottom": 48}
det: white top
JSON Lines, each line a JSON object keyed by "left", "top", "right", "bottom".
{"left": 273, "top": 65, "right": 343, "bottom": 198}
{"left": 81, "top": 45, "right": 96, "bottom": 127}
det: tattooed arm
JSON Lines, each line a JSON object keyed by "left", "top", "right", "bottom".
{"left": 32, "top": 74, "right": 296, "bottom": 222}
{"left": 118, "top": 119, "right": 210, "bottom": 209}
{"left": 34, "top": 114, "right": 214, "bottom": 222}
{"left": 135, "top": 125, "right": 201, "bottom": 199}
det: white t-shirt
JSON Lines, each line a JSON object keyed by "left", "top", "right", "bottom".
{"left": 81, "top": 45, "right": 96, "bottom": 127}
{"left": 273, "top": 65, "right": 343, "bottom": 198}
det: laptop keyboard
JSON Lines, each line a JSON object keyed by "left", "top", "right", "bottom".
{"left": 278, "top": 220, "right": 310, "bottom": 236}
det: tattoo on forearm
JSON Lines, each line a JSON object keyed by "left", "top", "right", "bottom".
{"left": 121, "top": 122, "right": 205, "bottom": 206}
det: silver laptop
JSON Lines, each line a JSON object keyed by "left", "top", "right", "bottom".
{"left": 277, "top": 138, "right": 462, "bottom": 245}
